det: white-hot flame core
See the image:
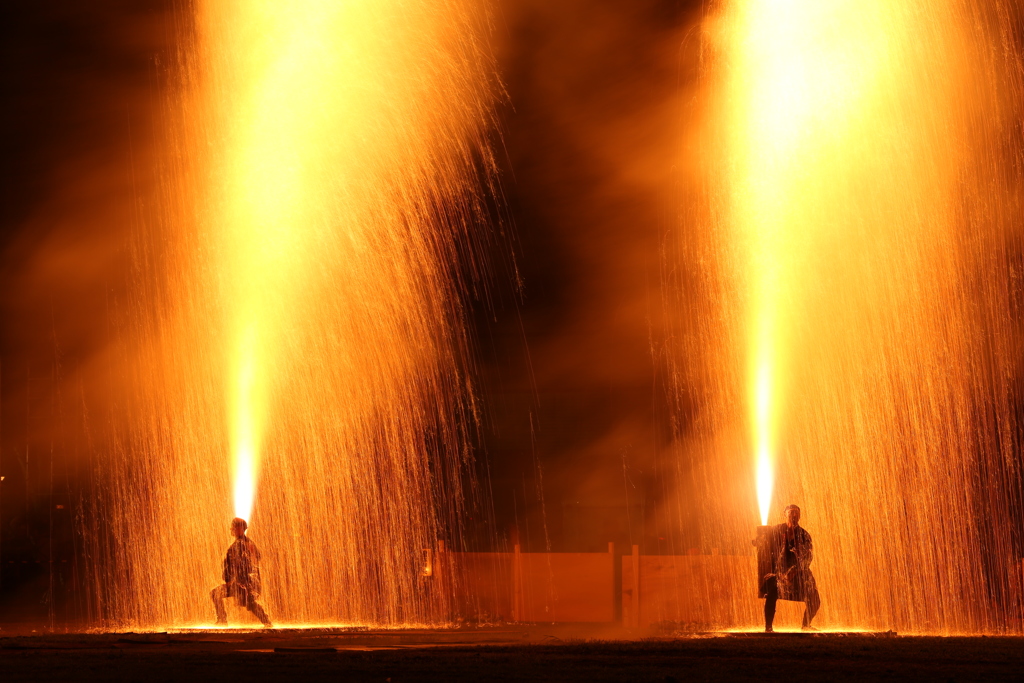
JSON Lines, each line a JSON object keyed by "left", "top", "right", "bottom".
{"left": 755, "top": 360, "right": 773, "bottom": 525}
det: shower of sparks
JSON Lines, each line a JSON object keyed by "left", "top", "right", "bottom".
{"left": 696, "top": 0, "right": 1024, "bottom": 630}
{"left": 105, "top": 0, "right": 494, "bottom": 627}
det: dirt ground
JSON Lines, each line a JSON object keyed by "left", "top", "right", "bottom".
{"left": 1, "top": 628, "right": 1021, "bottom": 682}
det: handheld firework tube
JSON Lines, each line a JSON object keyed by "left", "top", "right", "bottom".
{"left": 755, "top": 524, "right": 780, "bottom": 598}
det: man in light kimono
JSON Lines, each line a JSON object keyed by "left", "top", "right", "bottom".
{"left": 210, "top": 517, "right": 272, "bottom": 627}
{"left": 760, "top": 504, "right": 821, "bottom": 632}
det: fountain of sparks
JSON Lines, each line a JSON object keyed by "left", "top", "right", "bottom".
{"left": 99, "top": 0, "right": 495, "bottom": 628}
{"left": 677, "top": 0, "right": 1024, "bottom": 632}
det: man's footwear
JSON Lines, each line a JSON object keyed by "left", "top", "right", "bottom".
{"left": 765, "top": 626, "right": 773, "bottom": 633}
{"left": 801, "top": 625, "right": 819, "bottom": 632}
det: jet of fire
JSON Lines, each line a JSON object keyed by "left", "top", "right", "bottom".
{"left": 720, "top": 0, "right": 922, "bottom": 526}
{"left": 697, "top": 0, "right": 1024, "bottom": 630}
{"left": 104, "top": 0, "right": 495, "bottom": 627}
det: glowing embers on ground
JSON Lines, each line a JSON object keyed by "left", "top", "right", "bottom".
{"left": 691, "top": 0, "right": 1024, "bottom": 631}
{"left": 104, "top": 0, "right": 494, "bottom": 628}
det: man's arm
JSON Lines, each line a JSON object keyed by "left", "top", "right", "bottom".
{"left": 244, "top": 540, "right": 263, "bottom": 595}
{"left": 802, "top": 529, "right": 814, "bottom": 566}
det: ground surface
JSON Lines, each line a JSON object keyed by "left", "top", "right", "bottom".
{"left": 0, "top": 627, "right": 1021, "bottom": 681}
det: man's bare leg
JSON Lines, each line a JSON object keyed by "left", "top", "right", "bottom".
{"left": 210, "top": 585, "right": 229, "bottom": 625}
{"left": 246, "top": 598, "right": 273, "bottom": 627}
{"left": 801, "top": 589, "right": 821, "bottom": 631}
{"left": 763, "top": 576, "right": 778, "bottom": 633}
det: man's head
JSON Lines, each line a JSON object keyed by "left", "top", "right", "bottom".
{"left": 230, "top": 517, "right": 248, "bottom": 538}
{"left": 784, "top": 505, "right": 801, "bottom": 528}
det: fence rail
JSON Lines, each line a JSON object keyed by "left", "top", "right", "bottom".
{"left": 435, "top": 544, "right": 774, "bottom": 628}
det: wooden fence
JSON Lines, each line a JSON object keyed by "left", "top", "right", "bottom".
{"left": 436, "top": 544, "right": 786, "bottom": 627}
{"left": 621, "top": 546, "right": 763, "bottom": 629}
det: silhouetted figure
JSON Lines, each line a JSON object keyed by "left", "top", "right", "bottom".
{"left": 758, "top": 504, "right": 821, "bottom": 632}
{"left": 210, "top": 517, "right": 272, "bottom": 627}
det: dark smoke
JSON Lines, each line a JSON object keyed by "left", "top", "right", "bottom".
{"left": 0, "top": 1, "right": 177, "bottom": 624}
{"left": 472, "top": 0, "right": 703, "bottom": 555}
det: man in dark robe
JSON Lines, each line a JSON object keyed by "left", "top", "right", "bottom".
{"left": 759, "top": 504, "right": 820, "bottom": 632}
{"left": 210, "top": 517, "right": 272, "bottom": 627}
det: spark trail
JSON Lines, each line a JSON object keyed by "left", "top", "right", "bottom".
{"left": 682, "top": 0, "right": 1024, "bottom": 631}
{"left": 104, "top": 0, "right": 495, "bottom": 627}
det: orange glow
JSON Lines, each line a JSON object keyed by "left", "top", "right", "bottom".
{"left": 700, "top": 0, "right": 1024, "bottom": 631}
{"left": 105, "top": 0, "right": 494, "bottom": 627}
{"left": 231, "top": 327, "right": 259, "bottom": 521}
{"left": 192, "top": 0, "right": 493, "bottom": 624}
{"left": 754, "top": 359, "right": 772, "bottom": 525}
{"left": 197, "top": 0, "right": 492, "bottom": 536}
{"left": 206, "top": 3, "right": 361, "bottom": 525}
{"left": 718, "top": 0, "right": 920, "bottom": 526}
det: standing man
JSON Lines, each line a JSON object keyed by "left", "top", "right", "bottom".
{"left": 760, "top": 504, "right": 821, "bottom": 632}
{"left": 210, "top": 517, "right": 272, "bottom": 627}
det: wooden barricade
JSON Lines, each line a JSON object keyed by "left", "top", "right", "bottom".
{"left": 512, "top": 543, "right": 616, "bottom": 623}
{"left": 622, "top": 548, "right": 800, "bottom": 629}
{"left": 445, "top": 550, "right": 515, "bottom": 622}
{"left": 442, "top": 544, "right": 616, "bottom": 623}
{"left": 442, "top": 544, "right": 787, "bottom": 628}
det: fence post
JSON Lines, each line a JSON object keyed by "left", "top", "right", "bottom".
{"left": 435, "top": 540, "right": 447, "bottom": 623}
{"left": 1019, "top": 557, "right": 1024, "bottom": 632}
{"left": 513, "top": 544, "right": 523, "bottom": 622}
{"left": 609, "top": 542, "right": 618, "bottom": 624}
{"left": 631, "top": 544, "right": 641, "bottom": 628}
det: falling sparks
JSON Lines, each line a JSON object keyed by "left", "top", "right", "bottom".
{"left": 103, "top": 0, "right": 495, "bottom": 628}
{"left": 722, "top": 0, "right": 909, "bottom": 530}
{"left": 681, "top": 0, "right": 1024, "bottom": 631}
